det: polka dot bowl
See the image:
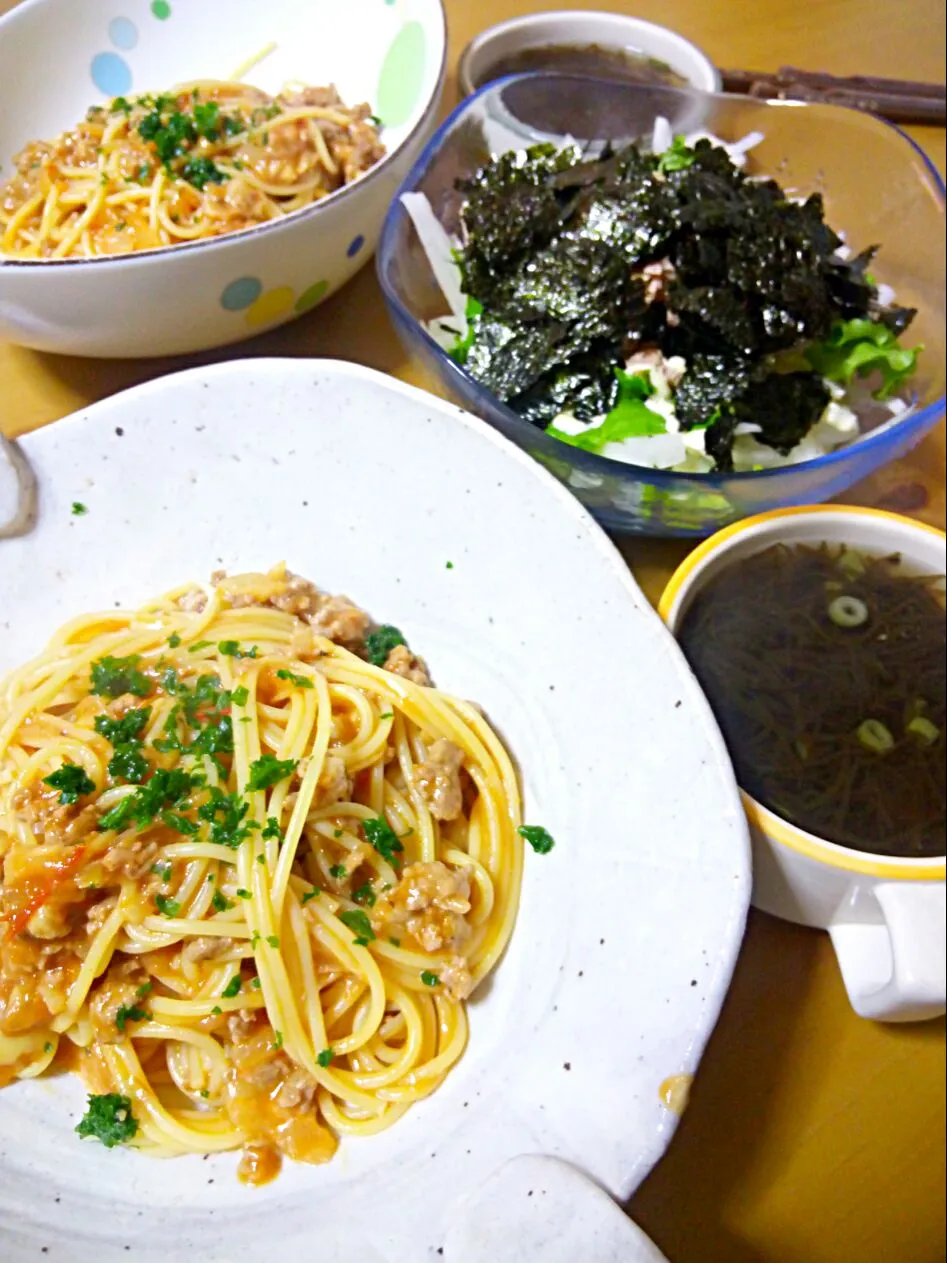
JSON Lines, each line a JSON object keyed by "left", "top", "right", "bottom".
{"left": 0, "top": 0, "right": 446, "bottom": 357}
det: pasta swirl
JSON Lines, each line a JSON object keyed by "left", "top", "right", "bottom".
{"left": 0, "top": 566, "right": 522, "bottom": 1183}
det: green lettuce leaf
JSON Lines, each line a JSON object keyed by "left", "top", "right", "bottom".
{"left": 548, "top": 369, "right": 664, "bottom": 455}
{"left": 806, "top": 318, "right": 920, "bottom": 400}
{"left": 448, "top": 296, "right": 484, "bottom": 366}
{"left": 657, "top": 135, "right": 696, "bottom": 174}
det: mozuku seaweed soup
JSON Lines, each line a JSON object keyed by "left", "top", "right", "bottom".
{"left": 476, "top": 44, "right": 688, "bottom": 91}
{"left": 677, "top": 543, "right": 946, "bottom": 857}
{"left": 446, "top": 137, "right": 920, "bottom": 473}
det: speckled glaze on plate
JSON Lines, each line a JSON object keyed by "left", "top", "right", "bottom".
{"left": 0, "top": 360, "right": 749, "bottom": 1262}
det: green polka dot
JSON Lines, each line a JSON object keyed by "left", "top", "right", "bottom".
{"left": 295, "top": 280, "right": 329, "bottom": 314}
{"left": 151, "top": 0, "right": 171, "bottom": 19}
{"left": 376, "top": 22, "right": 427, "bottom": 128}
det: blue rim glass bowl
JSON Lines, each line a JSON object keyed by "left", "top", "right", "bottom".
{"left": 377, "top": 75, "right": 946, "bottom": 537}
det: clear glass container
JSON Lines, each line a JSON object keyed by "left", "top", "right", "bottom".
{"left": 377, "top": 75, "right": 946, "bottom": 536}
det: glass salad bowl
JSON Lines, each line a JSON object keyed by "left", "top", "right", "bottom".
{"left": 376, "top": 75, "right": 946, "bottom": 537}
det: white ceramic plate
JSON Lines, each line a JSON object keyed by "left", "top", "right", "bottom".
{"left": 0, "top": 361, "right": 749, "bottom": 1262}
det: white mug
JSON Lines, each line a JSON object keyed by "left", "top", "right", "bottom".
{"left": 660, "top": 505, "right": 946, "bottom": 1023}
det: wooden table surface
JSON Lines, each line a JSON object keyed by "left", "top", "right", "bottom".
{"left": 1, "top": 0, "right": 945, "bottom": 1260}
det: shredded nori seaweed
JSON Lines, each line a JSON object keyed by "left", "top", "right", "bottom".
{"left": 452, "top": 138, "right": 917, "bottom": 469}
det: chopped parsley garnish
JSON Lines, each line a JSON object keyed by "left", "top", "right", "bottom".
{"left": 90, "top": 654, "right": 151, "bottom": 699}
{"left": 219, "top": 640, "right": 258, "bottom": 659}
{"left": 112, "top": 97, "right": 133, "bottom": 114}
{"left": 108, "top": 743, "right": 150, "bottom": 784}
{"left": 115, "top": 1003, "right": 150, "bottom": 1032}
{"left": 160, "top": 666, "right": 185, "bottom": 694}
{"left": 231, "top": 686, "right": 249, "bottom": 706}
{"left": 161, "top": 810, "right": 199, "bottom": 834}
{"left": 517, "top": 825, "right": 556, "bottom": 854}
{"left": 138, "top": 106, "right": 195, "bottom": 164}
{"left": 155, "top": 673, "right": 234, "bottom": 766}
{"left": 43, "top": 762, "right": 96, "bottom": 805}
{"left": 151, "top": 861, "right": 172, "bottom": 881}
{"left": 211, "top": 1005, "right": 222, "bottom": 1016}
{"left": 339, "top": 909, "right": 375, "bottom": 946}
{"left": 317, "top": 1048, "right": 334, "bottom": 1068}
{"left": 363, "top": 816, "right": 404, "bottom": 865}
{"left": 378, "top": 711, "right": 393, "bottom": 720}
{"left": 94, "top": 707, "right": 152, "bottom": 745}
{"left": 251, "top": 977, "right": 262, "bottom": 989}
{"left": 192, "top": 100, "right": 220, "bottom": 138}
{"left": 98, "top": 768, "right": 197, "bottom": 832}
{"left": 167, "top": 633, "right": 182, "bottom": 648}
{"left": 71, "top": 501, "right": 88, "bottom": 516}
{"left": 44, "top": 1041, "right": 53, "bottom": 1053}
{"left": 271, "top": 1030, "right": 284, "bottom": 1050}
{"left": 153, "top": 893, "right": 181, "bottom": 917}
{"left": 135, "top": 982, "right": 153, "bottom": 999}
{"left": 236, "top": 888, "right": 251, "bottom": 899}
{"left": 301, "top": 888, "right": 320, "bottom": 904}
{"left": 364, "top": 625, "right": 406, "bottom": 666}
{"left": 275, "top": 668, "right": 313, "bottom": 689}
{"left": 352, "top": 882, "right": 376, "bottom": 907}
{"left": 189, "top": 714, "right": 234, "bottom": 761}
{"left": 262, "top": 817, "right": 282, "bottom": 842}
{"left": 266, "top": 934, "right": 279, "bottom": 948}
{"left": 95, "top": 707, "right": 153, "bottom": 785}
{"left": 246, "top": 754, "right": 297, "bottom": 792}
{"left": 221, "top": 974, "right": 242, "bottom": 998}
{"left": 420, "top": 971, "right": 440, "bottom": 987}
{"left": 188, "top": 641, "right": 213, "bottom": 653}
{"left": 328, "top": 863, "right": 347, "bottom": 880}
{"left": 75, "top": 1093, "right": 138, "bottom": 1148}
{"left": 212, "top": 889, "right": 233, "bottom": 913}
{"left": 197, "top": 788, "right": 255, "bottom": 849}
{"left": 388, "top": 937, "right": 401, "bottom": 947}
{"left": 185, "top": 674, "right": 232, "bottom": 723}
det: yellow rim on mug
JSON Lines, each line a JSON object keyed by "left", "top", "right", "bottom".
{"left": 659, "top": 504, "right": 947, "bottom": 883}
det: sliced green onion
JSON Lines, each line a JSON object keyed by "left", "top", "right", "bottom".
{"left": 838, "top": 549, "right": 866, "bottom": 579}
{"left": 906, "top": 716, "right": 940, "bottom": 746}
{"left": 856, "top": 719, "right": 895, "bottom": 754}
{"left": 828, "top": 595, "right": 869, "bottom": 628}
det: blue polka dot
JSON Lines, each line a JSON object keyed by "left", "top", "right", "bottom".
{"left": 221, "top": 276, "right": 263, "bottom": 312}
{"left": 346, "top": 234, "right": 366, "bottom": 259}
{"left": 108, "top": 17, "right": 139, "bottom": 50}
{"left": 90, "top": 52, "right": 132, "bottom": 97}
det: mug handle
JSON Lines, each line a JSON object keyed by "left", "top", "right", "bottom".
{"left": 829, "top": 883, "right": 946, "bottom": 1022}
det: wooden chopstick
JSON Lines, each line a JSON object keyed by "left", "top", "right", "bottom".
{"left": 721, "top": 67, "right": 946, "bottom": 126}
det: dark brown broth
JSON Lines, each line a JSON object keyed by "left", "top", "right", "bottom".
{"left": 477, "top": 43, "right": 688, "bottom": 90}
{"left": 677, "top": 543, "right": 946, "bottom": 858}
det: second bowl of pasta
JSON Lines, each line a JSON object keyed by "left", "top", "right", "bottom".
{"left": 0, "top": 0, "right": 446, "bottom": 357}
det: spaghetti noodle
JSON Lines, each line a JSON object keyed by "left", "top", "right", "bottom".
{"left": 0, "top": 82, "right": 386, "bottom": 259}
{"left": 0, "top": 566, "right": 524, "bottom": 1183}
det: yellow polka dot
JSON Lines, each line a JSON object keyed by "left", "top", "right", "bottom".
{"left": 244, "top": 286, "right": 295, "bottom": 328}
